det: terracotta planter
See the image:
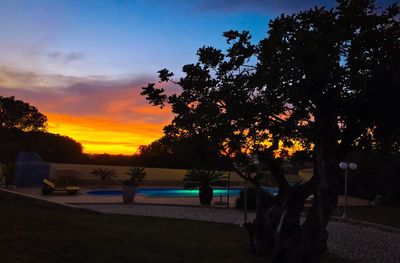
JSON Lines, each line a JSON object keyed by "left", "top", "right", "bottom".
{"left": 122, "top": 185, "right": 137, "bottom": 203}
{"left": 199, "top": 186, "right": 213, "bottom": 205}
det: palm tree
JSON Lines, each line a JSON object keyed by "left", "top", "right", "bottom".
{"left": 183, "top": 169, "right": 227, "bottom": 205}
{"left": 124, "top": 167, "right": 146, "bottom": 186}
{"left": 90, "top": 168, "right": 117, "bottom": 187}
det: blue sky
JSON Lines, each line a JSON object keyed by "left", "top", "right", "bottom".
{"left": 0, "top": 0, "right": 272, "bottom": 78}
{"left": 0, "top": 0, "right": 396, "bottom": 154}
{"left": 0, "top": 0, "right": 394, "bottom": 81}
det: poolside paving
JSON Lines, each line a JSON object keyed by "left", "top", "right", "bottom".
{"left": 76, "top": 203, "right": 400, "bottom": 263}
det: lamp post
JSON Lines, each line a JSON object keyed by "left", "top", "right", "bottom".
{"left": 339, "top": 161, "right": 358, "bottom": 218}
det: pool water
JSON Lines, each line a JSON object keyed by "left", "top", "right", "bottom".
{"left": 86, "top": 187, "right": 278, "bottom": 198}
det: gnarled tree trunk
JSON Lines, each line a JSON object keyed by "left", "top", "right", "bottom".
{"left": 245, "top": 109, "right": 340, "bottom": 262}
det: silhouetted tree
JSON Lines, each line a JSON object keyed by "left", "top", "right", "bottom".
{"left": 262, "top": 0, "right": 400, "bottom": 259}
{"left": 142, "top": 0, "right": 399, "bottom": 261}
{"left": 133, "top": 135, "right": 232, "bottom": 169}
{"left": 0, "top": 96, "right": 47, "bottom": 131}
{"left": 0, "top": 128, "right": 84, "bottom": 163}
{"left": 0, "top": 97, "right": 85, "bottom": 163}
{"left": 338, "top": 0, "right": 400, "bottom": 154}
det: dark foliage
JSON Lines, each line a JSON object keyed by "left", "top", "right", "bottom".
{"left": 132, "top": 135, "right": 233, "bottom": 169}
{"left": 0, "top": 96, "right": 47, "bottom": 131}
{"left": 0, "top": 128, "right": 84, "bottom": 163}
{"left": 0, "top": 97, "right": 83, "bottom": 164}
{"left": 85, "top": 154, "right": 133, "bottom": 166}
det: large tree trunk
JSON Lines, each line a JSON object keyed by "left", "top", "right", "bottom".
{"left": 246, "top": 109, "right": 340, "bottom": 262}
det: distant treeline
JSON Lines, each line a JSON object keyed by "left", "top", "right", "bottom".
{"left": 85, "top": 153, "right": 132, "bottom": 166}
{"left": 0, "top": 128, "right": 134, "bottom": 166}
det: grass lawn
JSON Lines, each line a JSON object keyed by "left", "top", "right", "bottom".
{"left": 0, "top": 191, "right": 347, "bottom": 263}
{"left": 333, "top": 205, "right": 400, "bottom": 228}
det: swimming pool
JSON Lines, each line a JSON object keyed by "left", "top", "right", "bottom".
{"left": 86, "top": 187, "right": 278, "bottom": 198}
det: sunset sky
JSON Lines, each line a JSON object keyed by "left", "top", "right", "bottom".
{"left": 0, "top": 0, "right": 394, "bottom": 154}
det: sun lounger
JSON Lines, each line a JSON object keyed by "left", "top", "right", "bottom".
{"left": 42, "top": 179, "right": 79, "bottom": 195}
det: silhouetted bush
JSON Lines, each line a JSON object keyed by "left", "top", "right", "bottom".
{"left": 0, "top": 128, "right": 84, "bottom": 163}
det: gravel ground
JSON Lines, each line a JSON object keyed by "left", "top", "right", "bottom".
{"left": 76, "top": 203, "right": 400, "bottom": 263}
{"left": 327, "top": 221, "right": 400, "bottom": 263}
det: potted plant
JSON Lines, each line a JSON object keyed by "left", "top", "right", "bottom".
{"left": 122, "top": 166, "right": 146, "bottom": 203}
{"left": 90, "top": 168, "right": 117, "bottom": 188}
{"left": 183, "top": 169, "right": 227, "bottom": 205}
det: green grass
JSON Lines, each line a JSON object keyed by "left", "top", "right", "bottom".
{"left": 332, "top": 205, "right": 400, "bottom": 228}
{"left": 0, "top": 191, "right": 346, "bottom": 263}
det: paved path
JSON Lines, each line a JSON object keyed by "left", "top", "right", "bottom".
{"left": 76, "top": 204, "right": 400, "bottom": 263}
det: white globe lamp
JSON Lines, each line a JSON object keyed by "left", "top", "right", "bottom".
{"left": 349, "top": 163, "right": 358, "bottom": 170}
{"left": 339, "top": 162, "right": 348, "bottom": 170}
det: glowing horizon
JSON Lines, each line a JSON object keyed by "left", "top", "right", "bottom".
{"left": 46, "top": 112, "right": 172, "bottom": 155}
